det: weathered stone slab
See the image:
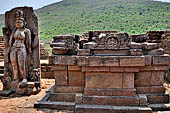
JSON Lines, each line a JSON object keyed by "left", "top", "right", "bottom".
{"left": 75, "top": 104, "right": 152, "bottom": 113}
{"left": 52, "top": 48, "right": 68, "bottom": 55}
{"left": 68, "top": 66, "right": 81, "bottom": 71}
{"left": 85, "top": 72, "right": 123, "bottom": 89}
{"left": 130, "top": 42, "right": 143, "bottom": 49}
{"left": 152, "top": 54, "right": 169, "bottom": 65}
{"left": 54, "top": 70, "right": 68, "bottom": 86}
{"left": 83, "top": 95, "right": 139, "bottom": 106}
{"left": 49, "top": 56, "right": 76, "bottom": 65}
{"left": 84, "top": 88, "right": 136, "bottom": 96}
{"left": 147, "top": 94, "right": 169, "bottom": 104}
{"left": 77, "top": 56, "right": 119, "bottom": 66}
{"left": 102, "top": 56, "right": 119, "bottom": 66}
{"left": 82, "top": 66, "right": 110, "bottom": 72}
{"left": 77, "top": 49, "right": 91, "bottom": 56}
{"left": 130, "top": 49, "right": 143, "bottom": 56}
{"left": 54, "top": 86, "right": 84, "bottom": 93}
{"left": 151, "top": 71, "right": 164, "bottom": 86}
{"left": 135, "top": 72, "right": 152, "bottom": 87}
{"left": 50, "top": 93, "right": 75, "bottom": 102}
{"left": 110, "top": 67, "right": 139, "bottom": 72}
{"left": 52, "top": 65, "right": 67, "bottom": 71}
{"left": 136, "top": 86, "right": 165, "bottom": 94}
{"left": 68, "top": 71, "right": 85, "bottom": 86}
{"left": 41, "top": 72, "right": 54, "bottom": 78}
{"left": 123, "top": 73, "right": 134, "bottom": 88}
{"left": 142, "top": 43, "right": 161, "bottom": 50}
{"left": 119, "top": 56, "right": 145, "bottom": 66}
{"left": 147, "top": 48, "right": 164, "bottom": 55}
{"left": 84, "top": 88, "right": 112, "bottom": 96}
{"left": 145, "top": 55, "right": 152, "bottom": 66}
{"left": 139, "top": 66, "right": 169, "bottom": 71}
{"left": 93, "top": 49, "right": 129, "bottom": 56}
{"left": 34, "top": 101, "right": 75, "bottom": 111}
{"left": 83, "top": 42, "right": 97, "bottom": 49}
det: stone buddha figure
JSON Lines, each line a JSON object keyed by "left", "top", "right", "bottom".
{"left": 1, "top": 7, "right": 40, "bottom": 95}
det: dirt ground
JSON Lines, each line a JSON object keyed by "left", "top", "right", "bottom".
{"left": 0, "top": 79, "right": 70, "bottom": 113}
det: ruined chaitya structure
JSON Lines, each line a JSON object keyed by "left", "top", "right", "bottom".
{"left": 35, "top": 30, "right": 170, "bottom": 112}
{"left": 0, "top": 7, "right": 40, "bottom": 95}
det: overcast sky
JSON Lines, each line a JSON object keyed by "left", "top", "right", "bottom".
{"left": 0, "top": 0, "right": 169, "bottom": 14}
{"left": 0, "top": 0, "right": 62, "bottom": 14}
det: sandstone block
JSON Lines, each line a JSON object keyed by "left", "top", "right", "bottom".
{"left": 77, "top": 49, "right": 91, "bottom": 56}
{"left": 54, "top": 70, "right": 68, "bottom": 86}
{"left": 85, "top": 72, "right": 123, "bottom": 89}
{"left": 77, "top": 56, "right": 119, "bottom": 66}
{"left": 82, "top": 66, "right": 109, "bottom": 72}
{"left": 51, "top": 65, "right": 67, "bottom": 71}
{"left": 42, "top": 72, "right": 53, "bottom": 80}
{"left": 135, "top": 72, "right": 152, "bottom": 87}
{"left": 136, "top": 86, "right": 165, "bottom": 94}
{"left": 83, "top": 95, "right": 139, "bottom": 106}
{"left": 119, "top": 56, "right": 145, "bottom": 66}
{"left": 83, "top": 42, "right": 97, "bottom": 49}
{"left": 130, "top": 42, "right": 143, "bottom": 49}
{"left": 49, "top": 56, "right": 76, "bottom": 65}
{"left": 50, "top": 93, "right": 75, "bottom": 102}
{"left": 130, "top": 49, "right": 143, "bottom": 56}
{"left": 147, "top": 94, "right": 169, "bottom": 104}
{"left": 151, "top": 71, "right": 164, "bottom": 86}
{"left": 68, "top": 71, "right": 85, "bottom": 86}
{"left": 145, "top": 55, "right": 152, "bottom": 66}
{"left": 139, "top": 66, "right": 169, "bottom": 71}
{"left": 110, "top": 67, "right": 139, "bottom": 72}
{"left": 147, "top": 48, "right": 164, "bottom": 55}
{"left": 54, "top": 86, "right": 84, "bottom": 93}
{"left": 52, "top": 48, "right": 68, "bottom": 55}
{"left": 123, "top": 73, "right": 134, "bottom": 88}
{"left": 84, "top": 88, "right": 136, "bottom": 96}
{"left": 93, "top": 49, "right": 129, "bottom": 56}
{"left": 152, "top": 55, "right": 169, "bottom": 65}
{"left": 142, "top": 43, "right": 161, "bottom": 50}
{"left": 68, "top": 66, "right": 81, "bottom": 71}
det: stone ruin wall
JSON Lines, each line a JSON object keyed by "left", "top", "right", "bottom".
{"left": 1, "top": 30, "right": 170, "bottom": 80}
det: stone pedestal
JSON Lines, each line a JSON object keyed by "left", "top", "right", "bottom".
{"left": 35, "top": 31, "right": 170, "bottom": 113}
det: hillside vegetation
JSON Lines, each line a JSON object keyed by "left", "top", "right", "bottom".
{"left": 0, "top": 0, "right": 170, "bottom": 41}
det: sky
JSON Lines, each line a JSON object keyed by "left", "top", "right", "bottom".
{"left": 0, "top": 0, "right": 170, "bottom": 14}
{"left": 0, "top": 0, "right": 62, "bottom": 14}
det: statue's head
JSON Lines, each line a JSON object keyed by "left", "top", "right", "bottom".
{"left": 15, "top": 10, "right": 24, "bottom": 29}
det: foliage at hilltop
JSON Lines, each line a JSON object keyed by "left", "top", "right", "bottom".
{"left": 0, "top": 0, "right": 170, "bottom": 41}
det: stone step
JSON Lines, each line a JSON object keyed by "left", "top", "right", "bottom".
{"left": 34, "top": 101, "right": 75, "bottom": 111}
{"left": 149, "top": 104, "right": 170, "bottom": 111}
{"left": 50, "top": 93, "right": 76, "bottom": 102}
{"left": 83, "top": 95, "right": 140, "bottom": 106}
{"left": 75, "top": 104, "right": 152, "bottom": 113}
{"left": 147, "top": 94, "right": 169, "bottom": 104}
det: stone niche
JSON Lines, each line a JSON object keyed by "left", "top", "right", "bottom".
{"left": 35, "top": 31, "right": 170, "bottom": 113}
{"left": 0, "top": 7, "right": 40, "bottom": 96}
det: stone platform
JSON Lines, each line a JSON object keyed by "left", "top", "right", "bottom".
{"left": 35, "top": 31, "right": 170, "bottom": 112}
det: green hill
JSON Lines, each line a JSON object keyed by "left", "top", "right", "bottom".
{"left": 0, "top": 0, "right": 170, "bottom": 41}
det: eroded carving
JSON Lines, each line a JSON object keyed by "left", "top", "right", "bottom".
{"left": 1, "top": 7, "right": 40, "bottom": 95}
